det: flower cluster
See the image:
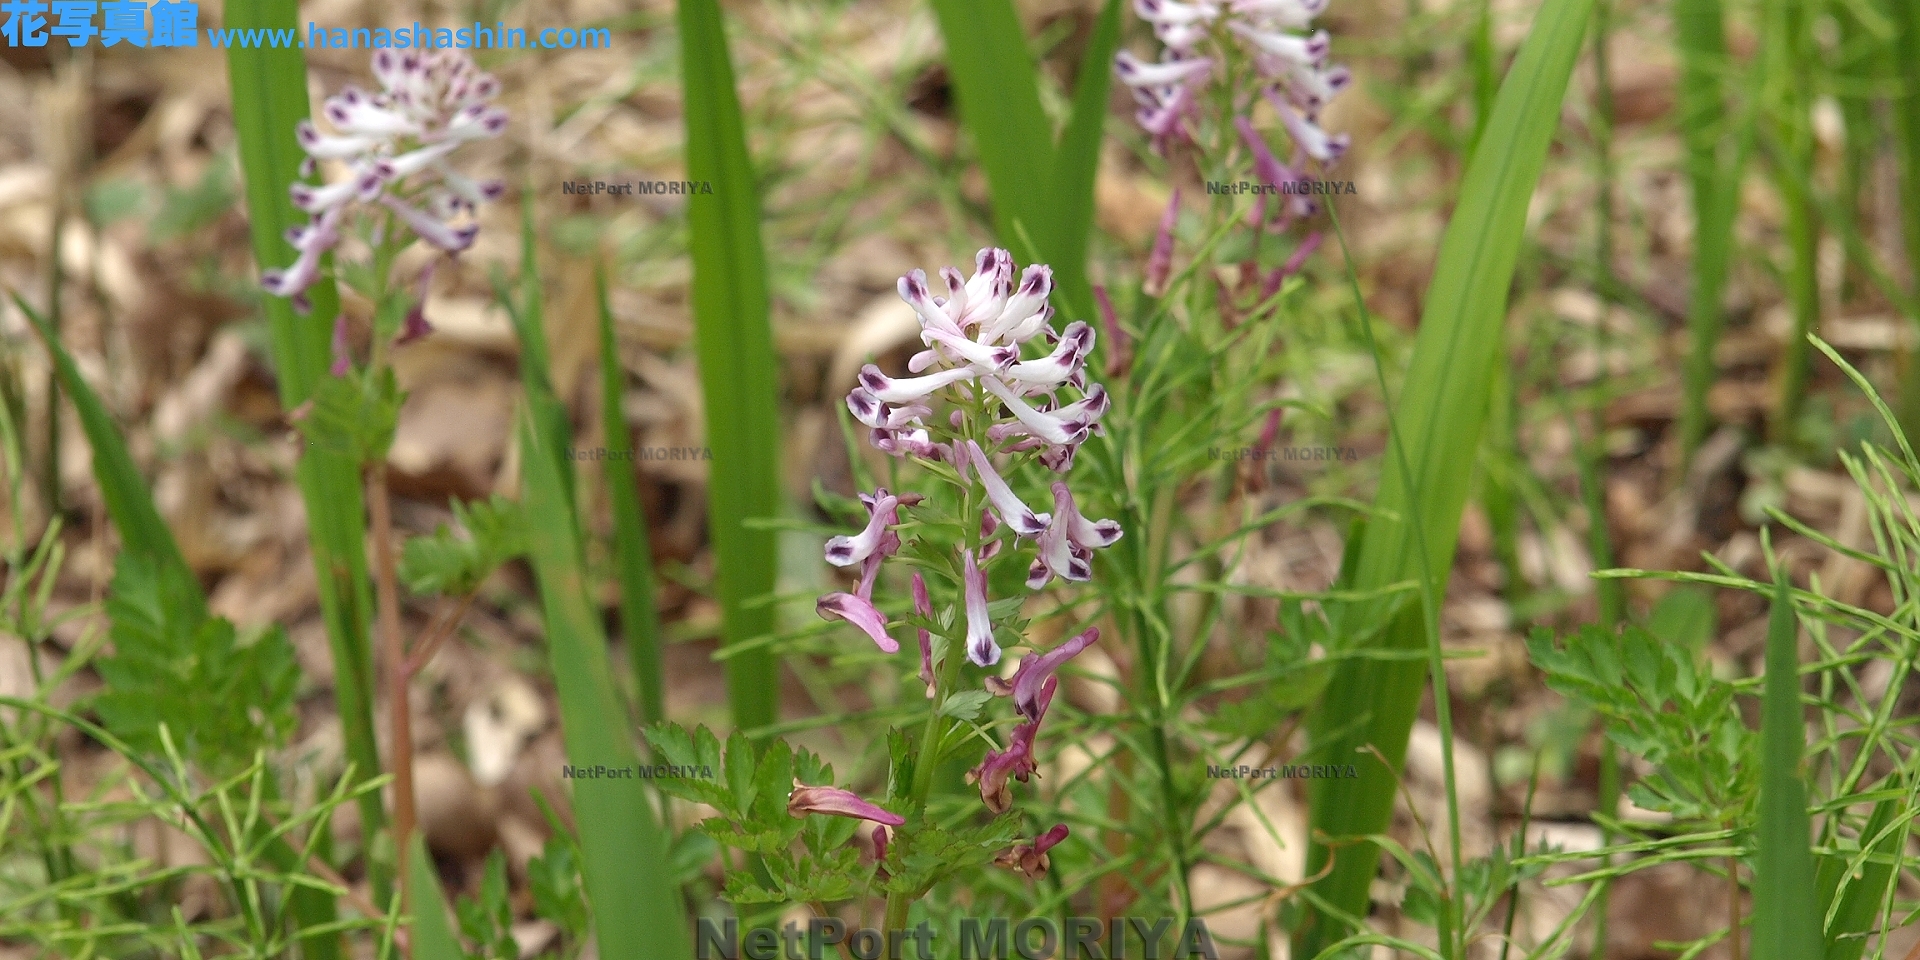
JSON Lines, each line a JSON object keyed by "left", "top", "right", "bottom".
{"left": 825, "top": 247, "right": 1120, "bottom": 667}
{"left": 795, "top": 249, "right": 1120, "bottom": 875}
{"left": 260, "top": 49, "right": 508, "bottom": 313}
{"left": 1115, "top": 0, "right": 1350, "bottom": 164}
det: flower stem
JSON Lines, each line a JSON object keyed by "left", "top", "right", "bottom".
{"left": 369, "top": 459, "right": 415, "bottom": 926}
{"left": 883, "top": 405, "right": 990, "bottom": 932}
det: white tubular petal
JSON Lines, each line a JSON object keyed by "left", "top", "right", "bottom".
{"left": 324, "top": 97, "right": 421, "bottom": 137}
{"left": 376, "top": 141, "right": 460, "bottom": 182}
{"left": 980, "top": 265, "right": 1055, "bottom": 345}
{"left": 1134, "top": 0, "right": 1218, "bottom": 25}
{"left": 1231, "top": 0, "right": 1324, "bottom": 28}
{"left": 857, "top": 364, "right": 977, "bottom": 404}
{"left": 922, "top": 327, "right": 1017, "bottom": 371}
{"left": 295, "top": 120, "right": 380, "bottom": 160}
{"left": 289, "top": 178, "right": 361, "bottom": 213}
{"left": 435, "top": 164, "right": 506, "bottom": 206}
{"left": 963, "top": 441, "right": 1049, "bottom": 537}
{"left": 446, "top": 105, "right": 510, "bottom": 141}
{"left": 1276, "top": 100, "right": 1349, "bottom": 162}
{"left": 1114, "top": 51, "right": 1214, "bottom": 88}
{"left": 980, "top": 377, "right": 1083, "bottom": 446}
{"left": 1228, "top": 22, "right": 1329, "bottom": 66}
{"left": 380, "top": 195, "right": 479, "bottom": 252}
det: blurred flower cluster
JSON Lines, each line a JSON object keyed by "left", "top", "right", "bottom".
{"left": 801, "top": 247, "right": 1122, "bottom": 872}
{"left": 1115, "top": 0, "right": 1350, "bottom": 166}
{"left": 260, "top": 49, "right": 508, "bottom": 316}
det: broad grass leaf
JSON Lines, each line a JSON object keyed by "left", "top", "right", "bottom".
{"left": 597, "top": 264, "right": 667, "bottom": 725}
{"left": 1754, "top": 570, "right": 1821, "bottom": 960}
{"left": 519, "top": 410, "right": 692, "bottom": 958}
{"left": 679, "top": 0, "right": 782, "bottom": 733}
{"left": 1296, "top": 0, "right": 1599, "bottom": 945}
{"left": 405, "top": 837, "right": 465, "bottom": 960}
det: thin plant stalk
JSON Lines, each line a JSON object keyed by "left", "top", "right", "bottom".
{"left": 1766, "top": 0, "right": 1820, "bottom": 442}
{"left": 1895, "top": 0, "right": 1920, "bottom": 440}
{"left": 368, "top": 457, "right": 415, "bottom": 911}
{"left": 1584, "top": 2, "right": 1626, "bottom": 953}
{"left": 596, "top": 261, "right": 666, "bottom": 725}
{"left": 1675, "top": 0, "right": 1741, "bottom": 462}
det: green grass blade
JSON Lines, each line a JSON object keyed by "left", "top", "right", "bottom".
{"left": 223, "top": 0, "right": 340, "bottom": 401}
{"left": 1042, "top": 0, "right": 1123, "bottom": 322}
{"left": 1755, "top": 567, "right": 1820, "bottom": 960}
{"left": 1294, "top": 0, "right": 1596, "bottom": 949}
{"left": 16, "top": 297, "right": 200, "bottom": 618}
{"left": 519, "top": 408, "right": 692, "bottom": 958}
{"left": 1674, "top": 0, "right": 1734, "bottom": 457}
{"left": 930, "top": 0, "right": 1116, "bottom": 321}
{"left": 406, "top": 837, "right": 463, "bottom": 960}
{"left": 1764, "top": 0, "right": 1820, "bottom": 443}
{"left": 19, "top": 294, "right": 346, "bottom": 960}
{"left": 925, "top": 0, "right": 1054, "bottom": 263}
{"left": 506, "top": 198, "right": 577, "bottom": 518}
{"left": 597, "top": 264, "right": 666, "bottom": 725}
{"left": 1893, "top": 0, "right": 1920, "bottom": 438}
{"left": 679, "top": 0, "right": 782, "bottom": 734}
{"left": 1816, "top": 783, "right": 1900, "bottom": 960}
{"left": 223, "top": 0, "right": 384, "bottom": 898}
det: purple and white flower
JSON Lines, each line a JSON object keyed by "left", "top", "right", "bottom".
{"left": 1117, "top": 0, "right": 1347, "bottom": 166}
{"left": 1028, "top": 486, "right": 1122, "bottom": 589}
{"left": 987, "top": 627, "right": 1101, "bottom": 721}
{"left": 787, "top": 783, "right": 906, "bottom": 826}
{"left": 962, "top": 548, "right": 1000, "bottom": 667}
{"left": 995, "top": 823, "right": 1070, "bottom": 879}
{"left": 261, "top": 49, "right": 507, "bottom": 305}
{"left": 817, "top": 592, "right": 902, "bottom": 654}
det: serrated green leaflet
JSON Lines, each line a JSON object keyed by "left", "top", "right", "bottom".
{"left": 221, "top": 0, "right": 384, "bottom": 899}
{"left": 679, "top": 0, "right": 782, "bottom": 734}
{"left": 598, "top": 264, "right": 666, "bottom": 725}
{"left": 1755, "top": 567, "right": 1820, "bottom": 960}
{"left": 399, "top": 496, "right": 528, "bottom": 597}
{"left": 16, "top": 294, "right": 345, "bottom": 959}
{"left": 519, "top": 407, "right": 691, "bottom": 958}
{"left": 1295, "top": 0, "right": 1596, "bottom": 949}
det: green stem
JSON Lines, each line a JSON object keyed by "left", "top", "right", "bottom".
{"left": 882, "top": 396, "right": 989, "bottom": 933}
{"left": 1767, "top": 0, "right": 1819, "bottom": 441}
